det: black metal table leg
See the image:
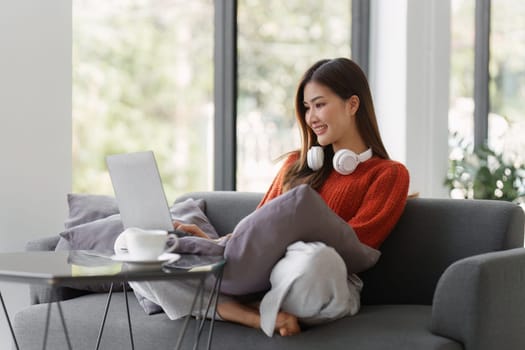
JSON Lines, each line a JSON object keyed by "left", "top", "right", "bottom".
{"left": 193, "top": 279, "right": 207, "bottom": 350}
{"left": 206, "top": 267, "right": 224, "bottom": 350}
{"left": 174, "top": 277, "right": 205, "bottom": 350}
{"left": 42, "top": 301, "right": 52, "bottom": 350}
{"left": 0, "top": 291, "right": 20, "bottom": 350}
{"left": 56, "top": 301, "right": 73, "bottom": 350}
{"left": 193, "top": 271, "right": 222, "bottom": 350}
{"left": 123, "top": 282, "right": 135, "bottom": 350}
{"left": 95, "top": 282, "right": 114, "bottom": 350}
{"left": 188, "top": 264, "right": 225, "bottom": 350}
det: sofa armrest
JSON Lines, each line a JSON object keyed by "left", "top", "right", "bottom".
{"left": 431, "top": 248, "right": 525, "bottom": 350}
{"left": 25, "top": 235, "right": 91, "bottom": 305}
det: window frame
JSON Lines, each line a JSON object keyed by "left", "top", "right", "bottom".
{"left": 474, "top": 0, "right": 491, "bottom": 148}
{"left": 214, "top": 0, "right": 238, "bottom": 190}
{"left": 213, "top": 0, "right": 369, "bottom": 190}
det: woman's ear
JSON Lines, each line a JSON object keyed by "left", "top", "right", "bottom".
{"left": 347, "top": 95, "right": 360, "bottom": 116}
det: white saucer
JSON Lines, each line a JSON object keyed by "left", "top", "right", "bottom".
{"left": 111, "top": 252, "right": 180, "bottom": 264}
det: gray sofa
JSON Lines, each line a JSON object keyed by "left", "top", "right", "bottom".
{"left": 13, "top": 191, "right": 525, "bottom": 350}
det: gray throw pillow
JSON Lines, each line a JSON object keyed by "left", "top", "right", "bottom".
{"left": 59, "top": 214, "right": 124, "bottom": 255}
{"left": 169, "top": 199, "right": 219, "bottom": 239}
{"left": 57, "top": 214, "right": 128, "bottom": 293}
{"left": 55, "top": 196, "right": 219, "bottom": 299}
{"left": 64, "top": 193, "right": 119, "bottom": 229}
{"left": 221, "top": 184, "right": 381, "bottom": 296}
{"left": 63, "top": 193, "right": 219, "bottom": 237}
{"left": 57, "top": 195, "right": 219, "bottom": 253}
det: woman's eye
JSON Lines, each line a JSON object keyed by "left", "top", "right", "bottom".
{"left": 315, "top": 103, "right": 324, "bottom": 108}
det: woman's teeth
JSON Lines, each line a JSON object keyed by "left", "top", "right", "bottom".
{"left": 314, "top": 125, "right": 327, "bottom": 133}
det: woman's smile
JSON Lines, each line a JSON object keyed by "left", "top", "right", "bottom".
{"left": 312, "top": 124, "right": 328, "bottom": 135}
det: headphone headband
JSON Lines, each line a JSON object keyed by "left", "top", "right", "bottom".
{"left": 307, "top": 147, "right": 373, "bottom": 175}
{"left": 356, "top": 148, "right": 373, "bottom": 163}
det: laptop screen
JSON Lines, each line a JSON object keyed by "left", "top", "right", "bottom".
{"left": 106, "top": 151, "right": 174, "bottom": 232}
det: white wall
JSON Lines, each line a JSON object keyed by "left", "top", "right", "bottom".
{"left": 370, "top": 0, "right": 450, "bottom": 198}
{"left": 369, "top": 0, "right": 407, "bottom": 166}
{"left": 0, "top": 0, "right": 71, "bottom": 346}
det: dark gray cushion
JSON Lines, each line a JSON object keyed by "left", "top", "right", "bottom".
{"left": 221, "top": 184, "right": 381, "bottom": 295}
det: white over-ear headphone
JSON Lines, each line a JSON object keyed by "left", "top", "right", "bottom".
{"left": 307, "top": 146, "right": 373, "bottom": 175}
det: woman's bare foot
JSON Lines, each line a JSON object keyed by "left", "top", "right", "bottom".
{"left": 217, "top": 301, "right": 300, "bottom": 336}
{"left": 275, "top": 311, "right": 301, "bottom": 336}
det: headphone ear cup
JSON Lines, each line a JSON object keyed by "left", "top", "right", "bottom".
{"left": 332, "top": 149, "right": 358, "bottom": 175}
{"left": 307, "top": 146, "right": 324, "bottom": 171}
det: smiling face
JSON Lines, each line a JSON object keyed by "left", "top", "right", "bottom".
{"left": 303, "top": 81, "right": 361, "bottom": 152}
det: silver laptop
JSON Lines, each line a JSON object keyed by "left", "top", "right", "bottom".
{"left": 106, "top": 151, "right": 174, "bottom": 232}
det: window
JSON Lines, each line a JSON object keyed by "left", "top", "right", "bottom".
{"left": 489, "top": 0, "right": 525, "bottom": 160}
{"left": 73, "top": 0, "right": 214, "bottom": 203}
{"left": 449, "top": 0, "right": 475, "bottom": 146}
{"left": 236, "top": 0, "right": 352, "bottom": 191}
{"left": 448, "top": 0, "right": 525, "bottom": 200}
{"left": 74, "top": 1, "right": 357, "bottom": 195}
{"left": 450, "top": 0, "right": 525, "bottom": 160}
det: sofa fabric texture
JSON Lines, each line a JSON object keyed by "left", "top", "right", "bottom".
{"left": 15, "top": 191, "right": 525, "bottom": 350}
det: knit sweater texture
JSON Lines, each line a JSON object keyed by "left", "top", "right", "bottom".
{"left": 258, "top": 152, "right": 410, "bottom": 249}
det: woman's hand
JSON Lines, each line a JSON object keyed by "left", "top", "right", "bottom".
{"left": 173, "top": 221, "right": 210, "bottom": 239}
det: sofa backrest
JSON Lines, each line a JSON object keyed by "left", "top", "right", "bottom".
{"left": 177, "top": 191, "right": 263, "bottom": 236}
{"left": 360, "top": 198, "right": 524, "bottom": 305}
{"left": 178, "top": 192, "right": 525, "bottom": 306}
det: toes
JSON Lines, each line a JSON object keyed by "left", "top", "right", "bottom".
{"left": 275, "top": 312, "right": 301, "bottom": 336}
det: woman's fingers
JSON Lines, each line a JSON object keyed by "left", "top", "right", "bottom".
{"left": 173, "top": 222, "right": 209, "bottom": 239}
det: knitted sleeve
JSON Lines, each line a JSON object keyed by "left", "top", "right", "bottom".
{"left": 349, "top": 163, "right": 410, "bottom": 249}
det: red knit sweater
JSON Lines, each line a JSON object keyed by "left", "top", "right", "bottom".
{"left": 258, "top": 152, "right": 410, "bottom": 249}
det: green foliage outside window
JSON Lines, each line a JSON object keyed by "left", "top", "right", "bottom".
{"left": 73, "top": 1, "right": 213, "bottom": 202}
{"left": 74, "top": 0, "right": 352, "bottom": 196}
{"left": 445, "top": 133, "right": 525, "bottom": 203}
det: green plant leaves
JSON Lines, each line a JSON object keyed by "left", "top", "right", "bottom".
{"left": 445, "top": 136, "right": 525, "bottom": 203}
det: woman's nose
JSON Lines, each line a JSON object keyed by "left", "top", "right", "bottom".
{"left": 306, "top": 109, "right": 316, "bottom": 123}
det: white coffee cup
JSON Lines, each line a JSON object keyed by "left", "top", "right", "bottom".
{"left": 122, "top": 227, "right": 177, "bottom": 260}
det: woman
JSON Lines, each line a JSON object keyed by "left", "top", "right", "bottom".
{"left": 217, "top": 57, "right": 409, "bottom": 336}
{"left": 133, "top": 57, "right": 409, "bottom": 336}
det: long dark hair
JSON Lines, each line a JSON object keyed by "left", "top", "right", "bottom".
{"left": 282, "top": 58, "right": 390, "bottom": 191}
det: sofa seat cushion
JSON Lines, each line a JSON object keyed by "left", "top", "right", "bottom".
{"left": 14, "top": 292, "right": 461, "bottom": 350}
